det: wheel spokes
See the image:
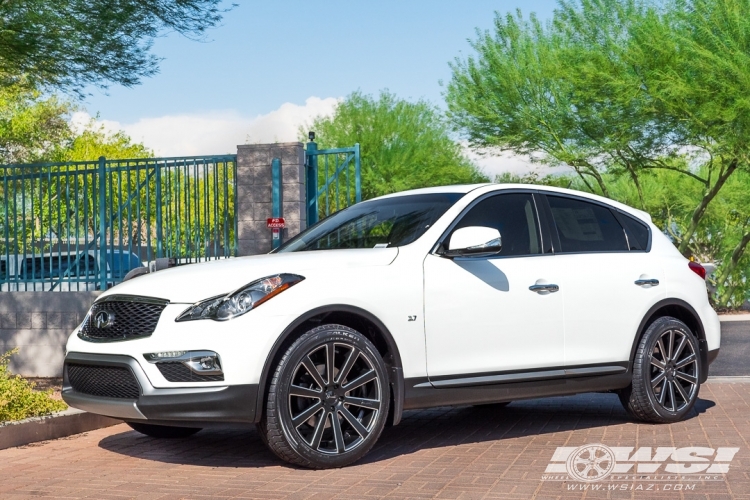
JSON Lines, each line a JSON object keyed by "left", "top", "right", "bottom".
{"left": 675, "top": 353, "right": 696, "bottom": 369}
{"left": 344, "top": 396, "right": 380, "bottom": 410}
{"left": 331, "top": 409, "right": 346, "bottom": 453}
{"left": 672, "top": 336, "right": 688, "bottom": 362}
{"left": 309, "top": 409, "right": 328, "bottom": 450}
{"left": 288, "top": 339, "right": 382, "bottom": 455}
{"left": 339, "top": 406, "right": 370, "bottom": 439}
{"left": 301, "top": 356, "right": 326, "bottom": 389}
{"left": 672, "top": 379, "right": 690, "bottom": 404}
{"left": 336, "top": 347, "right": 359, "bottom": 385}
{"left": 326, "top": 343, "right": 336, "bottom": 386}
{"left": 342, "top": 369, "right": 377, "bottom": 392}
{"left": 666, "top": 379, "right": 676, "bottom": 411}
{"left": 289, "top": 385, "right": 323, "bottom": 399}
{"left": 675, "top": 371, "right": 697, "bottom": 385}
{"left": 292, "top": 400, "right": 324, "bottom": 427}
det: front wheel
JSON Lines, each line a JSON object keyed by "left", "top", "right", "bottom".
{"left": 259, "top": 324, "right": 390, "bottom": 469}
{"left": 619, "top": 316, "right": 701, "bottom": 423}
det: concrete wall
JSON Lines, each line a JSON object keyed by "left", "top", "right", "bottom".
{"left": 1, "top": 292, "right": 99, "bottom": 377}
{"left": 236, "top": 142, "right": 306, "bottom": 256}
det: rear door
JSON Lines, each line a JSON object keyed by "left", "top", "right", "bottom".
{"left": 540, "top": 194, "right": 665, "bottom": 367}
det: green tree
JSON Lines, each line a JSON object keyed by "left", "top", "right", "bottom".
{"left": 0, "top": 82, "right": 72, "bottom": 163}
{"left": 446, "top": 0, "right": 750, "bottom": 308}
{"left": 305, "top": 90, "right": 488, "bottom": 200}
{"left": 0, "top": 0, "right": 227, "bottom": 95}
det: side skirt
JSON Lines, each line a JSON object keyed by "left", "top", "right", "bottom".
{"left": 404, "top": 366, "right": 631, "bottom": 410}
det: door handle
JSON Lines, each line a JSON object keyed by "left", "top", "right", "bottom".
{"left": 634, "top": 278, "right": 659, "bottom": 287}
{"left": 529, "top": 284, "right": 559, "bottom": 293}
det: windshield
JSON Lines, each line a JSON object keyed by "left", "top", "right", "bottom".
{"left": 277, "top": 193, "right": 465, "bottom": 252}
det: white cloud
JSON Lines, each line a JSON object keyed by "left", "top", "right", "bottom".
{"left": 464, "top": 146, "right": 572, "bottom": 179}
{"left": 72, "top": 96, "right": 339, "bottom": 157}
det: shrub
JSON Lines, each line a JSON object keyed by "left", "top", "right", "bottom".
{"left": 0, "top": 348, "right": 67, "bottom": 422}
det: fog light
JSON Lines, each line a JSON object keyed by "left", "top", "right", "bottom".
{"left": 199, "top": 356, "right": 217, "bottom": 370}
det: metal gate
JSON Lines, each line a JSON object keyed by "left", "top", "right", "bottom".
{"left": 0, "top": 155, "right": 237, "bottom": 291}
{"left": 305, "top": 137, "right": 361, "bottom": 226}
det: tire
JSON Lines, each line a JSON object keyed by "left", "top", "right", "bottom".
{"left": 619, "top": 316, "right": 701, "bottom": 423}
{"left": 259, "top": 324, "right": 390, "bottom": 469}
{"left": 127, "top": 422, "right": 201, "bottom": 438}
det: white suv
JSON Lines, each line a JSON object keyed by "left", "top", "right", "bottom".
{"left": 62, "top": 184, "right": 720, "bottom": 469}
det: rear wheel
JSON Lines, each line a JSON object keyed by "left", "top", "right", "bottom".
{"left": 619, "top": 316, "right": 701, "bottom": 423}
{"left": 259, "top": 324, "right": 390, "bottom": 469}
{"left": 127, "top": 422, "right": 201, "bottom": 438}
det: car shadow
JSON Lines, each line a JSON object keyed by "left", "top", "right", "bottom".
{"left": 97, "top": 392, "right": 716, "bottom": 469}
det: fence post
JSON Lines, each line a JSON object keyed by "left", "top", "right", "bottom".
{"left": 306, "top": 140, "right": 318, "bottom": 225}
{"left": 271, "top": 157, "right": 282, "bottom": 249}
{"left": 155, "top": 162, "right": 163, "bottom": 258}
{"left": 97, "top": 156, "right": 107, "bottom": 291}
{"left": 354, "top": 143, "right": 361, "bottom": 203}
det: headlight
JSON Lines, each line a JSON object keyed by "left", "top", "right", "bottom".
{"left": 175, "top": 273, "right": 304, "bottom": 322}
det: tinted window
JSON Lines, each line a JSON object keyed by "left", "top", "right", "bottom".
{"left": 21, "top": 255, "right": 98, "bottom": 279}
{"left": 278, "top": 193, "right": 464, "bottom": 252}
{"left": 548, "top": 196, "right": 627, "bottom": 253}
{"left": 451, "top": 193, "right": 541, "bottom": 257}
{"left": 618, "top": 213, "right": 650, "bottom": 251}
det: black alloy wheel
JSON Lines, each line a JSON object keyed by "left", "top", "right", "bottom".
{"left": 619, "top": 316, "right": 701, "bottom": 423}
{"left": 259, "top": 324, "right": 390, "bottom": 468}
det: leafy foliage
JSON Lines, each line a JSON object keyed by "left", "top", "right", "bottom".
{"left": 0, "top": 0, "right": 227, "bottom": 96}
{"left": 304, "top": 91, "right": 488, "bottom": 200}
{"left": 0, "top": 349, "right": 67, "bottom": 422}
{"left": 0, "top": 82, "right": 73, "bottom": 163}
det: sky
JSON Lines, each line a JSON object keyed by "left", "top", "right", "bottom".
{"left": 76, "top": 0, "right": 559, "bottom": 177}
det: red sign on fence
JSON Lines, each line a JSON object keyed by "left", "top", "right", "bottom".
{"left": 267, "top": 217, "right": 286, "bottom": 229}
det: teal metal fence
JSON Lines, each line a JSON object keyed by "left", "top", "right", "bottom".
{"left": 305, "top": 139, "right": 361, "bottom": 225}
{"left": 0, "top": 155, "right": 237, "bottom": 291}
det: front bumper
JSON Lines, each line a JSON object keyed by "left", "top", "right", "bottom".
{"left": 62, "top": 352, "right": 258, "bottom": 427}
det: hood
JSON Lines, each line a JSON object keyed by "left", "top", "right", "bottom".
{"left": 98, "top": 248, "right": 399, "bottom": 303}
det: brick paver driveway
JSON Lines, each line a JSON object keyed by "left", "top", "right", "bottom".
{"left": 1, "top": 380, "right": 749, "bottom": 500}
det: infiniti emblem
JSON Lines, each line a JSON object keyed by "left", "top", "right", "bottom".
{"left": 94, "top": 310, "right": 115, "bottom": 329}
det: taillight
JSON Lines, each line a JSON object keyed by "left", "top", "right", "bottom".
{"left": 688, "top": 261, "right": 706, "bottom": 280}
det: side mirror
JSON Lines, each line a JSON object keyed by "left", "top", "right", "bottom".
{"left": 444, "top": 226, "right": 502, "bottom": 258}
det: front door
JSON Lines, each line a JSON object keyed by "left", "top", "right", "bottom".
{"left": 423, "top": 193, "right": 566, "bottom": 381}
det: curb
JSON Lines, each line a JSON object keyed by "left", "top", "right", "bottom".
{"left": 0, "top": 408, "right": 120, "bottom": 451}
{"left": 718, "top": 314, "right": 750, "bottom": 322}
{"left": 706, "top": 376, "right": 750, "bottom": 383}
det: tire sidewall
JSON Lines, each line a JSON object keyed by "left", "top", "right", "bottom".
{"left": 273, "top": 324, "right": 390, "bottom": 468}
{"left": 637, "top": 318, "right": 701, "bottom": 421}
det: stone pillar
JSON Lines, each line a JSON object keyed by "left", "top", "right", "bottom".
{"left": 236, "top": 143, "right": 306, "bottom": 256}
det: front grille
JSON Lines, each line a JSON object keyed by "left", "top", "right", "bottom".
{"left": 67, "top": 364, "right": 140, "bottom": 398}
{"left": 79, "top": 297, "right": 167, "bottom": 341}
{"left": 156, "top": 362, "right": 224, "bottom": 382}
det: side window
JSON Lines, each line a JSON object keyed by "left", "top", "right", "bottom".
{"left": 452, "top": 193, "right": 541, "bottom": 257}
{"left": 547, "top": 195, "right": 628, "bottom": 253}
{"left": 618, "top": 212, "right": 651, "bottom": 251}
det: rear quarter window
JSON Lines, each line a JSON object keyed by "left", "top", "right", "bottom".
{"left": 617, "top": 212, "right": 651, "bottom": 251}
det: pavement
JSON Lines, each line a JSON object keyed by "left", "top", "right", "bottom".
{"left": 0, "top": 321, "right": 747, "bottom": 500}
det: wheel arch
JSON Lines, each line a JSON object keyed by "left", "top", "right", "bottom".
{"left": 629, "top": 298, "right": 709, "bottom": 383}
{"left": 254, "top": 304, "right": 405, "bottom": 426}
